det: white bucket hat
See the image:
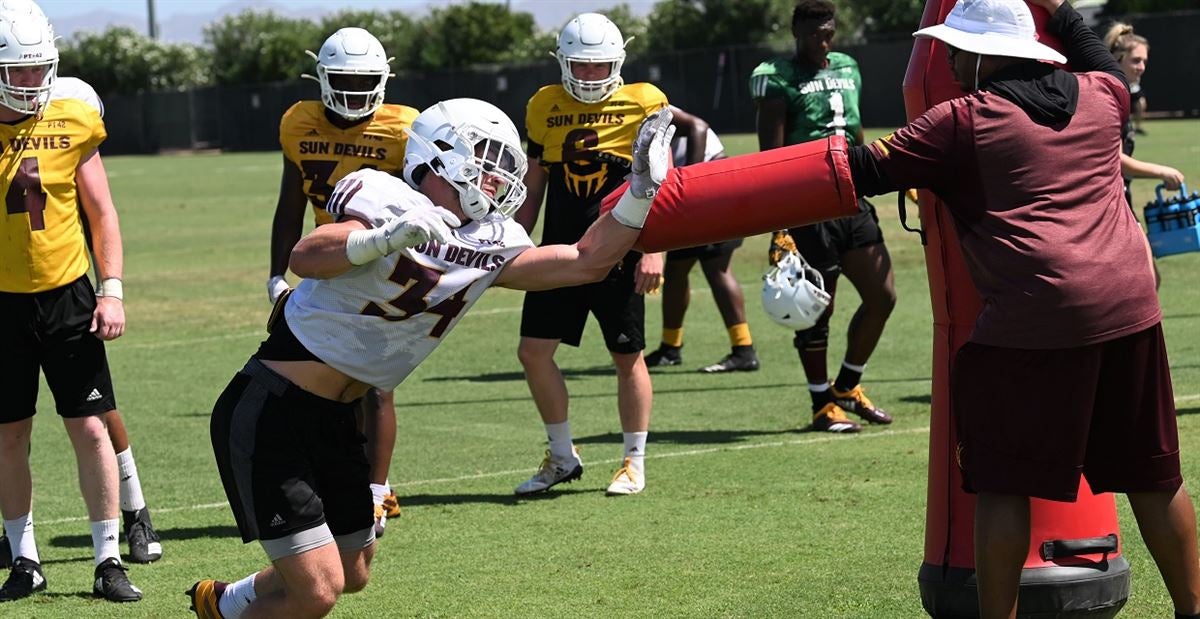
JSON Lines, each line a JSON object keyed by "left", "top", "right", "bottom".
{"left": 913, "top": 0, "right": 1067, "bottom": 64}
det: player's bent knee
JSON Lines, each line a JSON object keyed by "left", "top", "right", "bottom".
{"left": 793, "top": 323, "right": 830, "bottom": 353}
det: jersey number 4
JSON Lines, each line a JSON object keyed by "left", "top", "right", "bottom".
{"left": 6, "top": 158, "right": 48, "bottom": 230}
{"left": 362, "top": 256, "right": 469, "bottom": 338}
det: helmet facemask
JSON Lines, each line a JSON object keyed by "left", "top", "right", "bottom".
{"left": 761, "top": 252, "right": 831, "bottom": 330}
{"left": 306, "top": 52, "right": 389, "bottom": 120}
{"left": 0, "top": 58, "right": 55, "bottom": 115}
{"left": 557, "top": 54, "right": 624, "bottom": 104}
{"left": 555, "top": 13, "right": 628, "bottom": 104}
{"left": 405, "top": 119, "right": 528, "bottom": 222}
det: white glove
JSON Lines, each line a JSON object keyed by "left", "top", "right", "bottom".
{"left": 267, "top": 275, "right": 290, "bottom": 304}
{"left": 346, "top": 206, "right": 462, "bottom": 265}
{"left": 613, "top": 108, "right": 675, "bottom": 229}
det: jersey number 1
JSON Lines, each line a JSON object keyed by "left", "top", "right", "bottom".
{"left": 362, "top": 256, "right": 469, "bottom": 338}
{"left": 6, "top": 158, "right": 47, "bottom": 231}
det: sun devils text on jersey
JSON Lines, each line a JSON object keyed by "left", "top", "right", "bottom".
{"left": 0, "top": 97, "right": 106, "bottom": 293}
{"left": 286, "top": 169, "right": 534, "bottom": 391}
{"left": 525, "top": 82, "right": 667, "bottom": 244}
{"left": 279, "top": 100, "right": 418, "bottom": 226}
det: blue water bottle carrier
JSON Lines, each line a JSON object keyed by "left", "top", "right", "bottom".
{"left": 1143, "top": 183, "right": 1200, "bottom": 258}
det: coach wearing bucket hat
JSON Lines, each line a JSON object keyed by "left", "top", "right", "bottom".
{"left": 843, "top": 0, "right": 1200, "bottom": 617}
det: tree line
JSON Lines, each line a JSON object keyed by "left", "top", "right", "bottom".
{"left": 57, "top": 0, "right": 1186, "bottom": 97}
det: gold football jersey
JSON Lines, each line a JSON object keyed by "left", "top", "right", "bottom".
{"left": 0, "top": 98, "right": 106, "bottom": 293}
{"left": 279, "top": 101, "right": 418, "bottom": 226}
{"left": 526, "top": 83, "right": 668, "bottom": 200}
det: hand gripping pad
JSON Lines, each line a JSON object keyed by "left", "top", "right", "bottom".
{"left": 600, "top": 135, "right": 858, "bottom": 253}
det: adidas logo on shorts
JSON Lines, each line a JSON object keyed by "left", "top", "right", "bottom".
{"left": 270, "top": 514, "right": 285, "bottom": 527}
{"left": 86, "top": 388, "right": 103, "bottom": 402}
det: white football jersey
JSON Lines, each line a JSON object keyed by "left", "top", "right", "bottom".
{"left": 51, "top": 77, "right": 104, "bottom": 116}
{"left": 671, "top": 127, "right": 723, "bottom": 167}
{"left": 286, "top": 169, "right": 534, "bottom": 391}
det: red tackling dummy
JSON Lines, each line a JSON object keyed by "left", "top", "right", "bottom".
{"left": 600, "top": 135, "right": 859, "bottom": 253}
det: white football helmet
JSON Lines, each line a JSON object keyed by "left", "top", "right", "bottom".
{"left": 761, "top": 252, "right": 831, "bottom": 330}
{"left": 0, "top": 7, "right": 56, "bottom": 115}
{"left": 302, "top": 27, "right": 392, "bottom": 120}
{"left": 555, "top": 13, "right": 627, "bottom": 104}
{"left": 402, "top": 98, "right": 528, "bottom": 222}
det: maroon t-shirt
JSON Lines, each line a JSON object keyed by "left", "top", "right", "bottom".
{"left": 868, "top": 72, "right": 1160, "bottom": 349}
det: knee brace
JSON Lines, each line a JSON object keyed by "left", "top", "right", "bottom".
{"left": 793, "top": 321, "right": 830, "bottom": 354}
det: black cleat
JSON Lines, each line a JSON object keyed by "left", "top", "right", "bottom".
{"left": 0, "top": 557, "right": 46, "bottom": 602}
{"left": 123, "top": 508, "right": 163, "bottom": 563}
{"left": 0, "top": 536, "right": 10, "bottom": 569}
{"left": 644, "top": 344, "right": 682, "bottom": 367}
{"left": 699, "top": 346, "right": 760, "bottom": 373}
{"left": 93, "top": 558, "right": 142, "bottom": 602}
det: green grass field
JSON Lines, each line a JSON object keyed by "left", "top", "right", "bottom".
{"left": 10, "top": 119, "right": 1200, "bottom": 618}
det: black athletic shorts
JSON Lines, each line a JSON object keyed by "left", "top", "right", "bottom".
{"left": 787, "top": 198, "right": 884, "bottom": 273}
{"left": 520, "top": 250, "right": 645, "bottom": 353}
{"left": 666, "top": 238, "right": 744, "bottom": 262}
{"left": 0, "top": 276, "right": 116, "bottom": 423}
{"left": 210, "top": 358, "right": 373, "bottom": 557}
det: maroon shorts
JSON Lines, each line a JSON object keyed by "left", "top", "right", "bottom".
{"left": 952, "top": 323, "right": 1181, "bottom": 502}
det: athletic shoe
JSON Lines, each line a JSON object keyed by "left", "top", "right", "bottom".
{"left": 808, "top": 402, "right": 862, "bottom": 433}
{"left": 381, "top": 492, "right": 402, "bottom": 519}
{"left": 0, "top": 557, "right": 46, "bottom": 602}
{"left": 187, "top": 579, "right": 228, "bottom": 618}
{"left": 514, "top": 448, "right": 583, "bottom": 495}
{"left": 831, "top": 384, "right": 893, "bottom": 425}
{"left": 373, "top": 504, "right": 387, "bottom": 538}
{"left": 123, "top": 507, "right": 163, "bottom": 563}
{"left": 605, "top": 458, "right": 645, "bottom": 496}
{"left": 644, "top": 344, "right": 682, "bottom": 367}
{"left": 0, "top": 536, "right": 9, "bottom": 569}
{"left": 699, "top": 346, "right": 760, "bottom": 373}
{"left": 93, "top": 558, "right": 142, "bottom": 602}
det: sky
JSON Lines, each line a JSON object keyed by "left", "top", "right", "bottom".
{"left": 39, "top": 0, "right": 657, "bottom": 44}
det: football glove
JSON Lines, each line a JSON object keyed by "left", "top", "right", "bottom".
{"left": 768, "top": 230, "right": 798, "bottom": 266}
{"left": 612, "top": 108, "right": 675, "bottom": 229}
{"left": 346, "top": 206, "right": 462, "bottom": 265}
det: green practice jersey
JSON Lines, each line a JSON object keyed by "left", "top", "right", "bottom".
{"left": 750, "top": 51, "right": 863, "bottom": 146}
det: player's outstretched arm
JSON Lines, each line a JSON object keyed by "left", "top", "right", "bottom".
{"left": 77, "top": 149, "right": 126, "bottom": 341}
{"left": 268, "top": 157, "right": 308, "bottom": 302}
{"left": 496, "top": 109, "right": 675, "bottom": 291}
{"left": 290, "top": 206, "right": 460, "bottom": 279}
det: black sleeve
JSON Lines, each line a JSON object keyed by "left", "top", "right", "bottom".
{"left": 1047, "top": 2, "right": 1128, "bottom": 89}
{"left": 526, "top": 139, "right": 544, "bottom": 160}
{"left": 848, "top": 144, "right": 895, "bottom": 198}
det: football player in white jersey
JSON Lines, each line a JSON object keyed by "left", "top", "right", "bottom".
{"left": 188, "top": 100, "right": 674, "bottom": 619}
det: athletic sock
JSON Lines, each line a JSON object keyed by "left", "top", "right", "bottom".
{"left": 622, "top": 431, "right": 647, "bottom": 475}
{"left": 727, "top": 323, "right": 752, "bottom": 347}
{"left": 220, "top": 571, "right": 258, "bottom": 619}
{"left": 3, "top": 513, "right": 38, "bottom": 563}
{"left": 370, "top": 483, "right": 388, "bottom": 507}
{"left": 545, "top": 421, "right": 574, "bottom": 461}
{"left": 834, "top": 362, "right": 866, "bottom": 393}
{"left": 661, "top": 328, "right": 684, "bottom": 348}
{"left": 90, "top": 519, "right": 120, "bottom": 566}
{"left": 116, "top": 447, "right": 147, "bottom": 513}
{"left": 808, "top": 382, "right": 834, "bottom": 412}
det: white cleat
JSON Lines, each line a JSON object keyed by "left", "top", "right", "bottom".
{"left": 605, "top": 458, "right": 645, "bottom": 496}
{"left": 515, "top": 448, "right": 583, "bottom": 495}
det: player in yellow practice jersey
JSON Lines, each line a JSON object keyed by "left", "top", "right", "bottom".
{"left": 0, "top": 5, "right": 143, "bottom": 603}
{"left": 268, "top": 28, "right": 418, "bottom": 539}
{"left": 513, "top": 13, "right": 667, "bottom": 497}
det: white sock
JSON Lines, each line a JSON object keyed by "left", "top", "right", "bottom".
{"left": 90, "top": 519, "right": 120, "bottom": 566}
{"left": 808, "top": 382, "right": 831, "bottom": 393}
{"left": 116, "top": 448, "right": 147, "bottom": 513}
{"left": 219, "top": 571, "right": 258, "bottom": 619}
{"left": 545, "top": 421, "right": 574, "bottom": 460}
{"left": 842, "top": 361, "right": 867, "bottom": 373}
{"left": 622, "top": 431, "right": 648, "bottom": 474}
{"left": 370, "top": 483, "right": 388, "bottom": 507}
{"left": 383, "top": 478, "right": 391, "bottom": 495}
{"left": 3, "top": 513, "right": 38, "bottom": 563}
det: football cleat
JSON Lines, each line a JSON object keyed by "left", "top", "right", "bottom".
{"left": 94, "top": 558, "right": 142, "bottom": 602}
{"left": 515, "top": 448, "right": 583, "bottom": 495}
{"left": 644, "top": 344, "right": 682, "bottom": 368}
{"left": 699, "top": 346, "right": 760, "bottom": 373}
{"left": 123, "top": 507, "right": 163, "bottom": 563}
{"left": 0, "top": 557, "right": 46, "bottom": 602}
{"left": 808, "top": 402, "right": 862, "bottom": 434}
{"left": 373, "top": 504, "right": 387, "bottom": 538}
{"left": 605, "top": 458, "right": 645, "bottom": 496}
{"left": 382, "top": 492, "right": 402, "bottom": 519}
{"left": 831, "top": 384, "right": 893, "bottom": 425}
{"left": 0, "top": 535, "right": 10, "bottom": 569}
{"left": 187, "top": 579, "right": 228, "bottom": 618}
